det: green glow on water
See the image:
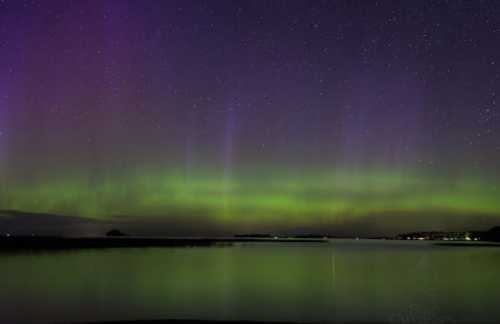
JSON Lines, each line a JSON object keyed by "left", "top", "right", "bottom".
{"left": 1, "top": 242, "right": 500, "bottom": 323}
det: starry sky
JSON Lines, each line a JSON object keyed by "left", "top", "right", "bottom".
{"left": 0, "top": 0, "right": 499, "bottom": 236}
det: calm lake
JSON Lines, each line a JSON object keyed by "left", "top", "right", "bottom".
{"left": 1, "top": 240, "right": 499, "bottom": 324}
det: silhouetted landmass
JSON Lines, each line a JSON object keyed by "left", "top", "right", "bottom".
{"left": 396, "top": 226, "right": 500, "bottom": 246}
{"left": 0, "top": 236, "right": 327, "bottom": 251}
{"left": 396, "top": 231, "right": 475, "bottom": 241}
{"left": 483, "top": 226, "right": 500, "bottom": 242}
{"left": 234, "top": 234, "right": 273, "bottom": 238}
{"left": 106, "top": 229, "right": 127, "bottom": 237}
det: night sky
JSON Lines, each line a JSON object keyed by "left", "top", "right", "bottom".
{"left": 0, "top": 0, "right": 499, "bottom": 236}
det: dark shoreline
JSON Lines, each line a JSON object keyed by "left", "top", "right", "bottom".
{"left": 433, "top": 242, "right": 500, "bottom": 247}
{"left": 0, "top": 236, "right": 327, "bottom": 251}
{"left": 2, "top": 236, "right": 500, "bottom": 251}
{"left": 61, "top": 319, "right": 494, "bottom": 324}
{"left": 65, "top": 320, "right": 387, "bottom": 324}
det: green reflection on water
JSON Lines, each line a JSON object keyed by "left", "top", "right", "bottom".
{"left": 1, "top": 241, "right": 500, "bottom": 323}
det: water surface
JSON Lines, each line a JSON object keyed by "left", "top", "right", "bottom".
{"left": 1, "top": 240, "right": 499, "bottom": 323}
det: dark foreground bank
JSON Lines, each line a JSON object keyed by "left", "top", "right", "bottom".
{"left": 434, "top": 242, "right": 500, "bottom": 247}
{"left": 0, "top": 236, "right": 326, "bottom": 250}
{"left": 66, "top": 320, "right": 387, "bottom": 324}
{"left": 63, "top": 319, "right": 493, "bottom": 324}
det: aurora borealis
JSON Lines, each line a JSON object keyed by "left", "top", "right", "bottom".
{"left": 0, "top": 0, "right": 499, "bottom": 235}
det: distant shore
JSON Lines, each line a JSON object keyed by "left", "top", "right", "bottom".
{"left": 0, "top": 236, "right": 327, "bottom": 251}
{"left": 67, "top": 320, "right": 387, "bottom": 324}
{"left": 2, "top": 236, "right": 500, "bottom": 251}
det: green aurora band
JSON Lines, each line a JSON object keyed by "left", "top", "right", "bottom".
{"left": 1, "top": 166, "right": 499, "bottom": 231}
